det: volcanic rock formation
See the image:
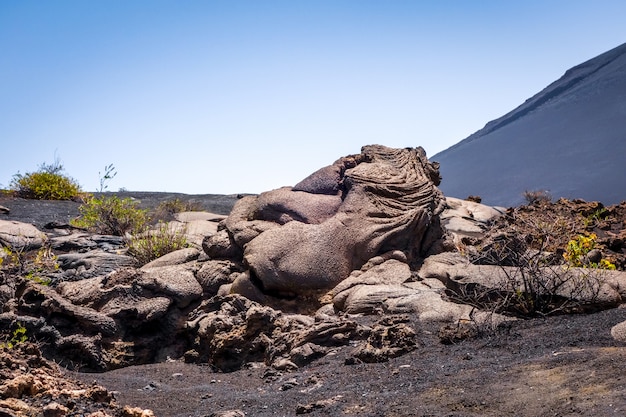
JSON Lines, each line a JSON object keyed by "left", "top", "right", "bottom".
{"left": 2, "top": 144, "right": 626, "bottom": 381}
{"left": 205, "top": 145, "right": 447, "bottom": 302}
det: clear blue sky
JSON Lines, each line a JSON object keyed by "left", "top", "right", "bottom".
{"left": 2, "top": 1, "right": 625, "bottom": 194}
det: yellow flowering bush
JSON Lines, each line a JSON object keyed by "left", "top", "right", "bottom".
{"left": 563, "top": 233, "right": 616, "bottom": 270}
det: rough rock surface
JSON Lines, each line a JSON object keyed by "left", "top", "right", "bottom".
{"left": 2, "top": 148, "right": 626, "bottom": 416}
{"left": 185, "top": 294, "right": 364, "bottom": 371}
{"left": 0, "top": 342, "right": 153, "bottom": 416}
{"left": 0, "top": 220, "right": 47, "bottom": 251}
{"left": 206, "top": 145, "right": 446, "bottom": 302}
{"left": 330, "top": 251, "right": 474, "bottom": 323}
{"left": 441, "top": 196, "right": 505, "bottom": 241}
{"left": 0, "top": 146, "right": 457, "bottom": 374}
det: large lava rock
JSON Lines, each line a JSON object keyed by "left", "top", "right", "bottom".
{"left": 204, "top": 145, "right": 446, "bottom": 298}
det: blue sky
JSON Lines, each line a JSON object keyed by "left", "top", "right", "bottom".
{"left": 1, "top": 1, "right": 625, "bottom": 194}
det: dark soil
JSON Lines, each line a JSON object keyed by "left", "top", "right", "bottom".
{"left": 67, "top": 308, "right": 626, "bottom": 417}
{"left": 3, "top": 194, "right": 626, "bottom": 416}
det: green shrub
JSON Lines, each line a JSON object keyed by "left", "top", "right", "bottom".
{"left": 9, "top": 170, "right": 82, "bottom": 200}
{"left": 71, "top": 195, "right": 149, "bottom": 236}
{"left": 127, "top": 222, "right": 189, "bottom": 266}
{"left": 564, "top": 233, "right": 616, "bottom": 270}
{"left": 71, "top": 195, "right": 192, "bottom": 264}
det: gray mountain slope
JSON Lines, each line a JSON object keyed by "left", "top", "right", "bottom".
{"left": 433, "top": 42, "right": 626, "bottom": 207}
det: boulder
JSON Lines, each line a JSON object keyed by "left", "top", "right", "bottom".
{"left": 331, "top": 254, "right": 474, "bottom": 322}
{"left": 11, "top": 263, "right": 205, "bottom": 371}
{"left": 141, "top": 247, "right": 200, "bottom": 269}
{"left": 138, "top": 264, "right": 203, "bottom": 308}
{"left": 185, "top": 295, "right": 363, "bottom": 371}
{"left": 0, "top": 220, "right": 47, "bottom": 251}
{"left": 349, "top": 316, "right": 417, "bottom": 363}
{"left": 19, "top": 283, "right": 118, "bottom": 337}
{"left": 55, "top": 250, "right": 136, "bottom": 281}
{"left": 441, "top": 197, "right": 505, "bottom": 241}
{"left": 48, "top": 232, "right": 98, "bottom": 252}
{"left": 166, "top": 220, "right": 219, "bottom": 249}
{"left": 204, "top": 145, "right": 446, "bottom": 300}
{"left": 611, "top": 320, "right": 626, "bottom": 342}
{"left": 419, "top": 252, "right": 626, "bottom": 314}
{"left": 48, "top": 232, "right": 125, "bottom": 253}
{"left": 195, "top": 259, "right": 243, "bottom": 296}
{"left": 57, "top": 272, "right": 174, "bottom": 324}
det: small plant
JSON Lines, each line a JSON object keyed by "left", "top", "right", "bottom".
{"left": 25, "top": 246, "right": 58, "bottom": 285}
{"left": 1, "top": 246, "right": 24, "bottom": 282}
{"left": 71, "top": 195, "right": 149, "bottom": 236}
{"left": 98, "top": 163, "right": 117, "bottom": 192}
{"left": 1, "top": 246, "right": 57, "bottom": 286}
{"left": 8, "top": 159, "right": 82, "bottom": 200}
{"left": 24, "top": 271, "right": 52, "bottom": 285}
{"left": 564, "top": 233, "right": 616, "bottom": 270}
{"left": 583, "top": 207, "right": 609, "bottom": 228}
{"left": 127, "top": 222, "right": 189, "bottom": 266}
{"left": 523, "top": 189, "right": 552, "bottom": 205}
{"left": 0, "top": 323, "right": 28, "bottom": 349}
{"left": 0, "top": 247, "right": 20, "bottom": 269}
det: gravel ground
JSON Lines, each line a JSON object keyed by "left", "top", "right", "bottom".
{"left": 71, "top": 308, "right": 626, "bottom": 417}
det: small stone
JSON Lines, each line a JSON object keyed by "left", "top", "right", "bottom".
{"left": 139, "top": 382, "right": 159, "bottom": 392}
{"left": 208, "top": 411, "right": 245, "bottom": 417}
{"left": 611, "top": 320, "right": 626, "bottom": 342}
{"left": 585, "top": 249, "right": 603, "bottom": 264}
{"left": 43, "top": 402, "right": 69, "bottom": 417}
{"left": 262, "top": 369, "right": 281, "bottom": 382}
{"left": 121, "top": 406, "right": 155, "bottom": 417}
{"left": 272, "top": 358, "right": 298, "bottom": 371}
{"left": 279, "top": 378, "right": 299, "bottom": 391}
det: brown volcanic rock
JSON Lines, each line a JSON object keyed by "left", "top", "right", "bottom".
{"left": 206, "top": 145, "right": 446, "bottom": 298}
{"left": 0, "top": 220, "right": 47, "bottom": 251}
{"left": 0, "top": 342, "right": 151, "bottom": 417}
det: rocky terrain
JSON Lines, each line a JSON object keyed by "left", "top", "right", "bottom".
{"left": 1, "top": 145, "right": 626, "bottom": 417}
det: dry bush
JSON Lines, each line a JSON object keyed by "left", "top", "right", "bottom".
{"left": 152, "top": 198, "right": 204, "bottom": 222}
{"left": 523, "top": 189, "right": 552, "bottom": 205}
{"left": 454, "top": 218, "right": 606, "bottom": 317}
